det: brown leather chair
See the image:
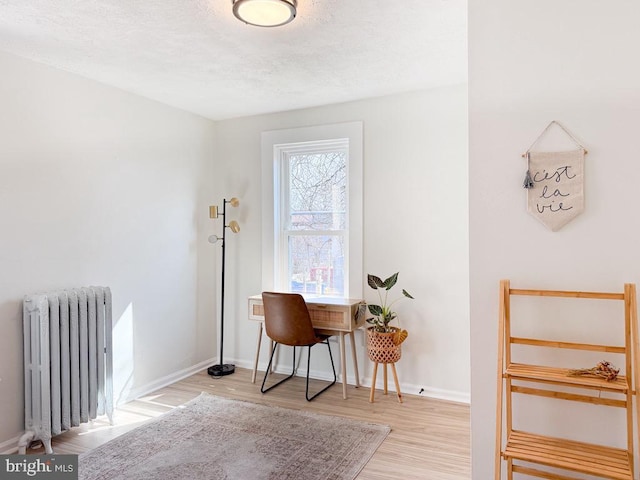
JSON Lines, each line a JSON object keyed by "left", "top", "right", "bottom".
{"left": 260, "top": 292, "right": 336, "bottom": 401}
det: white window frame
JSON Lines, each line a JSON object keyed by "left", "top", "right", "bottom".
{"left": 261, "top": 122, "right": 363, "bottom": 299}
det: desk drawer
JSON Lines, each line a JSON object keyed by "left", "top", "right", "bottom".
{"left": 249, "top": 299, "right": 264, "bottom": 320}
{"left": 309, "top": 306, "right": 350, "bottom": 330}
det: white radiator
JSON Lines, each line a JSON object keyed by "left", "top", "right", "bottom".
{"left": 18, "top": 287, "right": 113, "bottom": 454}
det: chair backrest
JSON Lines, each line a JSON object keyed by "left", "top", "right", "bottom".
{"left": 261, "top": 292, "right": 318, "bottom": 346}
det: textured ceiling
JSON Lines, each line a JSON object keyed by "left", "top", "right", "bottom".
{"left": 0, "top": 0, "right": 467, "bottom": 120}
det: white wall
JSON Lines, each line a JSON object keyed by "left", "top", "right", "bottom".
{"left": 214, "top": 86, "right": 470, "bottom": 401}
{"left": 469, "top": 2, "right": 640, "bottom": 478}
{"left": 0, "top": 51, "right": 217, "bottom": 448}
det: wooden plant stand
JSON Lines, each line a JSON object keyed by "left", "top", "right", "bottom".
{"left": 367, "top": 327, "right": 403, "bottom": 403}
{"left": 369, "top": 361, "right": 402, "bottom": 403}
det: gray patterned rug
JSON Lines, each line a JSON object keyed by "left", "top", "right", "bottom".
{"left": 79, "top": 393, "right": 390, "bottom": 480}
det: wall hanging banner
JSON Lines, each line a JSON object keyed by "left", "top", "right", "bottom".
{"left": 526, "top": 149, "right": 584, "bottom": 231}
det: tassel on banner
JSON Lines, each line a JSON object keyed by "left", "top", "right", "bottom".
{"left": 523, "top": 169, "right": 534, "bottom": 189}
{"left": 522, "top": 151, "right": 534, "bottom": 189}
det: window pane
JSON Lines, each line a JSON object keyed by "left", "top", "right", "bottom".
{"left": 288, "top": 234, "right": 345, "bottom": 297}
{"left": 288, "top": 152, "right": 346, "bottom": 231}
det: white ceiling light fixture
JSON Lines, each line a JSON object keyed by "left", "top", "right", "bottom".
{"left": 232, "top": 0, "right": 297, "bottom": 28}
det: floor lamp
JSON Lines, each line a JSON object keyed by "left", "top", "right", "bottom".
{"left": 207, "top": 197, "right": 240, "bottom": 377}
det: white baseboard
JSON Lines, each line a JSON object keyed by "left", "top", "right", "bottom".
{"left": 0, "top": 434, "right": 22, "bottom": 454}
{"left": 343, "top": 376, "right": 469, "bottom": 404}
{"left": 230, "top": 358, "right": 258, "bottom": 371}
{"left": 232, "top": 357, "right": 470, "bottom": 404}
{"left": 122, "top": 357, "right": 216, "bottom": 404}
{"left": 369, "top": 379, "right": 470, "bottom": 404}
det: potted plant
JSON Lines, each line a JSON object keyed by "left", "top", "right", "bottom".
{"left": 364, "top": 272, "right": 414, "bottom": 364}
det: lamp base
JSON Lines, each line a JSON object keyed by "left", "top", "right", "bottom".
{"left": 208, "top": 364, "right": 235, "bottom": 377}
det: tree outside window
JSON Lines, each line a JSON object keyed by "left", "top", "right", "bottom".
{"left": 281, "top": 146, "right": 348, "bottom": 297}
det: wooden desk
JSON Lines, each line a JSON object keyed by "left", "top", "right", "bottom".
{"left": 248, "top": 295, "right": 365, "bottom": 399}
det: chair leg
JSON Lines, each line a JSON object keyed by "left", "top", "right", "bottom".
{"left": 261, "top": 343, "right": 296, "bottom": 394}
{"left": 305, "top": 339, "right": 337, "bottom": 401}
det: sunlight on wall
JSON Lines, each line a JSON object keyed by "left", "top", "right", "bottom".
{"left": 113, "top": 302, "right": 134, "bottom": 406}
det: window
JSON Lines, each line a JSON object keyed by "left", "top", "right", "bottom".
{"left": 262, "top": 123, "right": 363, "bottom": 299}
{"left": 277, "top": 141, "right": 348, "bottom": 296}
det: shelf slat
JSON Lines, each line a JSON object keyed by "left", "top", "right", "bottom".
{"left": 509, "top": 288, "right": 624, "bottom": 300}
{"left": 506, "top": 363, "right": 629, "bottom": 392}
{"left": 504, "top": 430, "right": 633, "bottom": 480}
{"left": 511, "top": 385, "right": 627, "bottom": 407}
{"left": 511, "top": 337, "right": 626, "bottom": 354}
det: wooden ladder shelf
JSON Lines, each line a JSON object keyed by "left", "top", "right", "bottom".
{"left": 495, "top": 281, "right": 640, "bottom": 480}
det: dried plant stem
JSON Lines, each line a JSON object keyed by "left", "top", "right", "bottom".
{"left": 568, "top": 361, "right": 619, "bottom": 382}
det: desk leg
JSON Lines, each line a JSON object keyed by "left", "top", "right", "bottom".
{"left": 252, "top": 322, "right": 263, "bottom": 384}
{"left": 339, "top": 332, "right": 347, "bottom": 399}
{"left": 349, "top": 331, "right": 360, "bottom": 388}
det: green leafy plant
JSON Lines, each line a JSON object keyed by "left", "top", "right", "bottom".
{"left": 366, "top": 272, "right": 414, "bottom": 333}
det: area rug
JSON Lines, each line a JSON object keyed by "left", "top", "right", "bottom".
{"left": 79, "top": 393, "right": 390, "bottom": 480}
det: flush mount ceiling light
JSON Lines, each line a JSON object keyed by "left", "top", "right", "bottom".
{"left": 232, "top": 0, "right": 297, "bottom": 28}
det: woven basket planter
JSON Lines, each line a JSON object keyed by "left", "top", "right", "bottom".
{"left": 366, "top": 327, "right": 402, "bottom": 364}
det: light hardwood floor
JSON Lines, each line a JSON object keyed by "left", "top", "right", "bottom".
{"left": 36, "top": 367, "right": 470, "bottom": 479}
